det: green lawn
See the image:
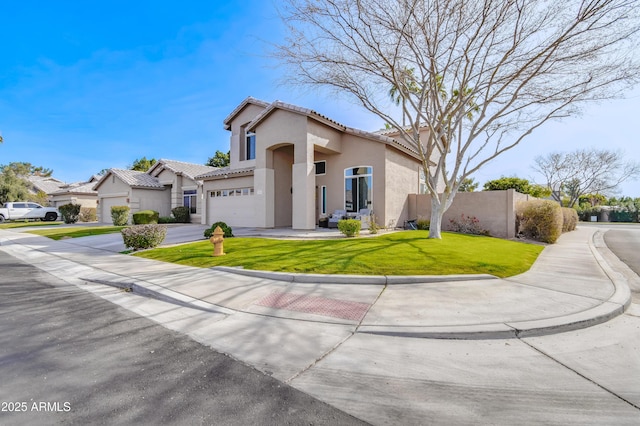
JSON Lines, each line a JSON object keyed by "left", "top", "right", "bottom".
{"left": 27, "top": 226, "right": 126, "bottom": 240}
{"left": 0, "top": 221, "right": 63, "bottom": 229}
{"left": 134, "top": 231, "right": 544, "bottom": 278}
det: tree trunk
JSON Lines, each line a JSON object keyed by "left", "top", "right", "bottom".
{"left": 428, "top": 197, "right": 445, "bottom": 239}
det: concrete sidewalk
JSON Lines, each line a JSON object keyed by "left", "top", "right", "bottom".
{"left": 0, "top": 226, "right": 632, "bottom": 340}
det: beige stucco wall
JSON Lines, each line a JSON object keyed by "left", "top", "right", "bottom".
{"left": 95, "top": 175, "right": 170, "bottom": 222}
{"left": 229, "top": 103, "right": 266, "bottom": 170}
{"left": 253, "top": 110, "right": 311, "bottom": 229}
{"left": 51, "top": 194, "right": 97, "bottom": 209}
{"left": 314, "top": 134, "right": 386, "bottom": 224}
{"left": 154, "top": 168, "right": 203, "bottom": 222}
{"left": 408, "top": 189, "right": 533, "bottom": 238}
{"left": 95, "top": 175, "right": 131, "bottom": 223}
{"left": 384, "top": 149, "right": 422, "bottom": 229}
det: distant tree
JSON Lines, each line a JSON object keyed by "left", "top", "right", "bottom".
{"left": 483, "top": 177, "right": 551, "bottom": 198}
{"left": 1, "top": 162, "right": 53, "bottom": 178}
{"left": 579, "top": 193, "right": 607, "bottom": 207}
{"left": 129, "top": 157, "right": 157, "bottom": 172}
{"left": 0, "top": 162, "right": 57, "bottom": 204}
{"left": 457, "top": 178, "right": 478, "bottom": 193}
{"left": 206, "top": 150, "right": 230, "bottom": 168}
{"left": 0, "top": 168, "right": 30, "bottom": 204}
{"left": 533, "top": 149, "right": 640, "bottom": 208}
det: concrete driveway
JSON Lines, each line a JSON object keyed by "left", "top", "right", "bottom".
{"left": 39, "top": 223, "right": 210, "bottom": 253}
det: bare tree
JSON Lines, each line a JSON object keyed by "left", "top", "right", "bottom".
{"left": 533, "top": 149, "right": 640, "bottom": 207}
{"left": 274, "top": 0, "right": 640, "bottom": 238}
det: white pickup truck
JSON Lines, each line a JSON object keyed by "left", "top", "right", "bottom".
{"left": 0, "top": 202, "right": 60, "bottom": 222}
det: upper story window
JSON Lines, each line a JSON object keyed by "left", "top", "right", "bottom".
{"left": 315, "top": 161, "right": 326, "bottom": 175}
{"left": 246, "top": 131, "right": 256, "bottom": 160}
{"left": 419, "top": 169, "right": 427, "bottom": 194}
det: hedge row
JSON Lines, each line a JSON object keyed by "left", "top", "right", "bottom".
{"left": 516, "top": 200, "right": 578, "bottom": 244}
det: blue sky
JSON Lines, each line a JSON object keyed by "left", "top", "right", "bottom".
{"left": 1, "top": 1, "right": 638, "bottom": 196}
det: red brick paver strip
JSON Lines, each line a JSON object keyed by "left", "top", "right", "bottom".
{"left": 255, "top": 292, "right": 370, "bottom": 321}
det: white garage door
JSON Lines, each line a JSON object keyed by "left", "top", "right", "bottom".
{"left": 100, "top": 197, "right": 127, "bottom": 224}
{"left": 207, "top": 190, "right": 256, "bottom": 227}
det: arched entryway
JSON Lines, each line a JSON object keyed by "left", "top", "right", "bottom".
{"left": 271, "top": 144, "right": 294, "bottom": 227}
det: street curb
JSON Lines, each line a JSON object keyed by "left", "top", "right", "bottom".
{"left": 357, "top": 229, "right": 632, "bottom": 340}
{"left": 80, "top": 277, "right": 236, "bottom": 316}
{"left": 211, "top": 266, "right": 497, "bottom": 285}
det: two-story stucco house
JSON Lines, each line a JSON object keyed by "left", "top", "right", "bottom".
{"left": 195, "top": 97, "right": 430, "bottom": 230}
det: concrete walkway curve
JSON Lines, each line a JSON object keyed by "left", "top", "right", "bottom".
{"left": 0, "top": 225, "right": 633, "bottom": 340}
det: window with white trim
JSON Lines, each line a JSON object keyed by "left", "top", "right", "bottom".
{"left": 344, "top": 166, "right": 373, "bottom": 213}
{"left": 315, "top": 161, "right": 326, "bottom": 175}
{"left": 246, "top": 131, "right": 256, "bottom": 160}
{"left": 183, "top": 190, "right": 197, "bottom": 214}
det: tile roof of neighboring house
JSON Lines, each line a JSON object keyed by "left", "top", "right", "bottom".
{"left": 94, "top": 169, "right": 165, "bottom": 190}
{"left": 27, "top": 176, "right": 66, "bottom": 194}
{"left": 148, "top": 159, "right": 218, "bottom": 181}
{"left": 223, "top": 97, "right": 271, "bottom": 130}
{"left": 51, "top": 181, "right": 98, "bottom": 195}
{"left": 195, "top": 166, "right": 255, "bottom": 180}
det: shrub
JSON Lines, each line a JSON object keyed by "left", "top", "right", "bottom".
{"left": 517, "top": 200, "right": 563, "bottom": 244}
{"left": 204, "top": 221, "right": 233, "bottom": 239}
{"left": 561, "top": 208, "right": 578, "bottom": 232}
{"left": 448, "top": 214, "right": 487, "bottom": 235}
{"left": 111, "top": 206, "right": 130, "bottom": 226}
{"left": 121, "top": 224, "right": 167, "bottom": 250}
{"left": 79, "top": 207, "right": 97, "bottom": 222}
{"left": 416, "top": 217, "right": 430, "bottom": 230}
{"left": 59, "top": 203, "right": 81, "bottom": 224}
{"left": 158, "top": 216, "right": 177, "bottom": 224}
{"left": 338, "top": 219, "right": 361, "bottom": 237}
{"left": 132, "top": 210, "right": 159, "bottom": 225}
{"left": 368, "top": 214, "right": 380, "bottom": 234}
{"left": 172, "top": 206, "right": 191, "bottom": 223}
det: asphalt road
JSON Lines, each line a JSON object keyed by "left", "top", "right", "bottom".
{"left": 0, "top": 251, "right": 366, "bottom": 426}
{"left": 604, "top": 227, "right": 640, "bottom": 276}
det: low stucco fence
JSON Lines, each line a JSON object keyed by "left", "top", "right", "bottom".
{"left": 408, "top": 189, "right": 533, "bottom": 239}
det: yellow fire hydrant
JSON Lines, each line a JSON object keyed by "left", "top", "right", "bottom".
{"left": 210, "top": 226, "right": 225, "bottom": 256}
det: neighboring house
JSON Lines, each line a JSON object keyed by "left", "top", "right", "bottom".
{"left": 26, "top": 176, "right": 65, "bottom": 203}
{"left": 93, "top": 160, "right": 217, "bottom": 224}
{"left": 195, "top": 97, "right": 431, "bottom": 230}
{"left": 146, "top": 159, "right": 218, "bottom": 224}
{"left": 49, "top": 176, "right": 100, "bottom": 208}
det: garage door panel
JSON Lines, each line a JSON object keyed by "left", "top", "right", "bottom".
{"left": 100, "top": 197, "right": 127, "bottom": 224}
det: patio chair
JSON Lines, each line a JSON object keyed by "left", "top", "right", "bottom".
{"left": 355, "top": 209, "right": 371, "bottom": 229}
{"left": 328, "top": 209, "right": 347, "bottom": 228}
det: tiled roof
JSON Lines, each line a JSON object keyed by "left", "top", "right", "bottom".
{"left": 246, "top": 100, "right": 346, "bottom": 133}
{"left": 100, "top": 169, "right": 165, "bottom": 189}
{"left": 51, "top": 181, "right": 98, "bottom": 195}
{"left": 27, "top": 176, "right": 65, "bottom": 194}
{"left": 223, "top": 97, "right": 270, "bottom": 130}
{"left": 195, "top": 166, "right": 255, "bottom": 180}
{"left": 150, "top": 159, "right": 218, "bottom": 181}
{"left": 243, "top": 99, "right": 420, "bottom": 159}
